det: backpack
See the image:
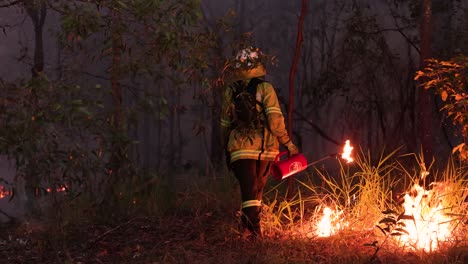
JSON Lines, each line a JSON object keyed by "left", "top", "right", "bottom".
{"left": 230, "top": 78, "right": 265, "bottom": 131}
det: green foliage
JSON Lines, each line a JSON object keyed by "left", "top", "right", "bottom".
{"left": 0, "top": 75, "right": 108, "bottom": 198}
{"left": 415, "top": 55, "right": 468, "bottom": 161}
{"left": 0, "top": 0, "right": 218, "bottom": 219}
{"left": 56, "top": 0, "right": 210, "bottom": 78}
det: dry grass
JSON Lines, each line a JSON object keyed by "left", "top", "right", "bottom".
{"left": 255, "top": 149, "right": 468, "bottom": 263}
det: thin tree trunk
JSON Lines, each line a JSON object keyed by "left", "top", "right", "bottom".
{"left": 418, "top": 0, "right": 434, "bottom": 169}
{"left": 107, "top": 7, "right": 125, "bottom": 187}
{"left": 24, "top": 1, "right": 47, "bottom": 217}
{"left": 200, "top": 5, "right": 227, "bottom": 170}
{"left": 168, "top": 88, "right": 177, "bottom": 170}
{"left": 98, "top": 7, "right": 126, "bottom": 210}
{"left": 26, "top": 1, "right": 46, "bottom": 77}
{"left": 111, "top": 9, "right": 123, "bottom": 130}
{"left": 156, "top": 88, "right": 162, "bottom": 173}
{"left": 176, "top": 92, "right": 182, "bottom": 166}
{"left": 210, "top": 83, "right": 223, "bottom": 169}
{"left": 287, "top": 0, "right": 307, "bottom": 195}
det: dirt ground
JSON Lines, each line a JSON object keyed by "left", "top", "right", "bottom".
{"left": 0, "top": 211, "right": 467, "bottom": 264}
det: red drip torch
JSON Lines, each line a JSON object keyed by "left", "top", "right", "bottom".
{"left": 271, "top": 152, "right": 338, "bottom": 181}
{"left": 271, "top": 140, "right": 354, "bottom": 181}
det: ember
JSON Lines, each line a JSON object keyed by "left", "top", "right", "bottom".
{"left": 0, "top": 184, "right": 67, "bottom": 199}
{"left": 0, "top": 185, "right": 12, "bottom": 199}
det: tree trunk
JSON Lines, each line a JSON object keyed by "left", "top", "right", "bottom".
{"left": 26, "top": 1, "right": 46, "bottom": 77}
{"left": 108, "top": 8, "right": 124, "bottom": 183}
{"left": 200, "top": 5, "right": 229, "bottom": 171}
{"left": 111, "top": 10, "right": 123, "bottom": 130}
{"left": 287, "top": 0, "right": 307, "bottom": 195}
{"left": 168, "top": 88, "right": 176, "bottom": 170}
{"left": 418, "top": 0, "right": 434, "bottom": 169}
{"left": 24, "top": 1, "right": 47, "bottom": 218}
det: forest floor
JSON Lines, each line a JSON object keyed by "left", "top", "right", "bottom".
{"left": 1, "top": 209, "right": 467, "bottom": 264}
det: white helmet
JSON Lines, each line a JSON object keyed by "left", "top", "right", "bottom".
{"left": 230, "top": 46, "right": 266, "bottom": 80}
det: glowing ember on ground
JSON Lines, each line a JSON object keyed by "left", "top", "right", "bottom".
{"left": 0, "top": 185, "right": 12, "bottom": 199}
{"left": 46, "top": 186, "right": 67, "bottom": 193}
{"left": 315, "top": 206, "right": 346, "bottom": 237}
{"left": 397, "top": 183, "right": 454, "bottom": 251}
{"left": 0, "top": 184, "right": 68, "bottom": 199}
{"left": 341, "top": 140, "right": 354, "bottom": 163}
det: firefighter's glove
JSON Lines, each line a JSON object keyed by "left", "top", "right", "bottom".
{"left": 285, "top": 141, "right": 299, "bottom": 156}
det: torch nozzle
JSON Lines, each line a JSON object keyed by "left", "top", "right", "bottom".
{"left": 306, "top": 153, "right": 339, "bottom": 168}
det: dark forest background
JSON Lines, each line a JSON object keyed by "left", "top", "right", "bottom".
{"left": 0, "top": 0, "right": 466, "bottom": 222}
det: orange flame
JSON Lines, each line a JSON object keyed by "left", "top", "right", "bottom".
{"left": 315, "top": 206, "right": 347, "bottom": 237}
{"left": 397, "top": 183, "right": 454, "bottom": 251}
{"left": 341, "top": 140, "right": 354, "bottom": 163}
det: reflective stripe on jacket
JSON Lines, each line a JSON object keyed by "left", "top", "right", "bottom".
{"left": 220, "top": 79, "right": 292, "bottom": 163}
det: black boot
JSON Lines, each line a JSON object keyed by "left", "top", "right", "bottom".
{"left": 241, "top": 207, "right": 262, "bottom": 240}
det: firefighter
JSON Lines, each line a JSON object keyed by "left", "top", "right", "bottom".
{"left": 220, "top": 46, "right": 299, "bottom": 239}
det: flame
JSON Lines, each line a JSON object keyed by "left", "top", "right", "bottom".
{"left": 396, "top": 183, "right": 454, "bottom": 251}
{"left": 315, "top": 207, "right": 346, "bottom": 237}
{"left": 341, "top": 140, "right": 354, "bottom": 163}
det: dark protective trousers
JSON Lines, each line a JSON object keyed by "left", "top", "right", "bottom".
{"left": 232, "top": 159, "right": 271, "bottom": 236}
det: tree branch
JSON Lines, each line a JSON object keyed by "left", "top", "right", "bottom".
{"left": 350, "top": 27, "right": 420, "bottom": 54}
{"left": 278, "top": 96, "right": 340, "bottom": 146}
{"left": 0, "top": 0, "right": 23, "bottom": 8}
{"left": 288, "top": 0, "right": 307, "bottom": 136}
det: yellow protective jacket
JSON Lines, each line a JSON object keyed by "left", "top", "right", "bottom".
{"left": 220, "top": 78, "right": 293, "bottom": 163}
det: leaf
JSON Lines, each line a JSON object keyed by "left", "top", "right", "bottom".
{"left": 75, "top": 106, "right": 92, "bottom": 117}
{"left": 441, "top": 90, "right": 448, "bottom": 101}
{"left": 115, "top": 0, "right": 128, "bottom": 9}
{"left": 397, "top": 214, "right": 415, "bottom": 221}
{"left": 53, "top": 104, "right": 62, "bottom": 111}
{"left": 71, "top": 99, "right": 83, "bottom": 105}
{"left": 381, "top": 209, "right": 397, "bottom": 215}
{"left": 393, "top": 228, "right": 409, "bottom": 235}
{"left": 375, "top": 225, "right": 387, "bottom": 236}
{"left": 452, "top": 143, "right": 465, "bottom": 154}
{"left": 414, "top": 70, "right": 425, "bottom": 80}
{"left": 364, "top": 241, "right": 378, "bottom": 247}
{"left": 378, "top": 217, "right": 397, "bottom": 225}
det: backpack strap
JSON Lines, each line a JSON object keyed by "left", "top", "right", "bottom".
{"left": 245, "top": 77, "right": 264, "bottom": 95}
{"left": 246, "top": 77, "right": 264, "bottom": 109}
{"left": 232, "top": 78, "right": 264, "bottom": 98}
{"left": 246, "top": 78, "right": 268, "bottom": 161}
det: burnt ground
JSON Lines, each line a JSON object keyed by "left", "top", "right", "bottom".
{"left": 1, "top": 210, "right": 467, "bottom": 264}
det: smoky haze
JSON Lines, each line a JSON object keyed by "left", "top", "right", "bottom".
{"left": 0, "top": 0, "right": 466, "bottom": 221}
